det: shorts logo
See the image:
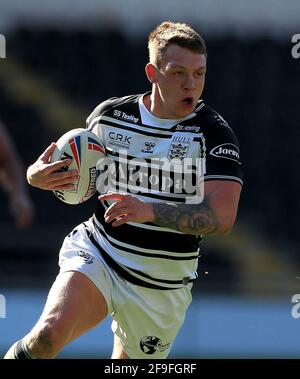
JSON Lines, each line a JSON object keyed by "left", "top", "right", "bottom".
{"left": 210, "top": 143, "right": 240, "bottom": 164}
{"left": 77, "top": 250, "right": 94, "bottom": 264}
{"left": 140, "top": 336, "right": 170, "bottom": 355}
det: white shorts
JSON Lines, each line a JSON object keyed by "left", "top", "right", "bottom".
{"left": 58, "top": 219, "right": 193, "bottom": 359}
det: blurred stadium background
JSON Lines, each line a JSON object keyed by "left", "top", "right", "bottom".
{"left": 0, "top": 0, "right": 300, "bottom": 358}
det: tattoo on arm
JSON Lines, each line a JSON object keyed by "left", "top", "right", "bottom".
{"left": 152, "top": 198, "right": 219, "bottom": 235}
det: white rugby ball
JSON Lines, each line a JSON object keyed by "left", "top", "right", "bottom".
{"left": 50, "top": 128, "right": 106, "bottom": 204}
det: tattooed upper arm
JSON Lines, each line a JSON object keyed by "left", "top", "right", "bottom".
{"left": 152, "top": 197, "right": 219, "bottom": 235}
{"left": 152, "top": 181, "right": 242, "bottom": 235}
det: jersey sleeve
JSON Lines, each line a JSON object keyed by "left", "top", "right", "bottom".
{"left": 85, "top": 97, "right": 118, "bottom": 147}
{"left": 204, "top": 115, "right": 243, "bottom": 185}
{"left": 86, "top": 97, "right": 118, "bottom": 131}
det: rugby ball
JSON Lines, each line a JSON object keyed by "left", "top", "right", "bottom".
{"left": 50, "top": 128, "right": 106, "bottom": 204}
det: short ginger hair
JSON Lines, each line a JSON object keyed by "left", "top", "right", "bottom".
{"left": 148, "top": 21, "right": 206, "bottom": 68}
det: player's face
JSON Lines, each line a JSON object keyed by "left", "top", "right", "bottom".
{"left": 153, "top": 44, "right": 206, "bottom": 119}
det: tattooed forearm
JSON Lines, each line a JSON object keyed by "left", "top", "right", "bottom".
{"left": 152, "top": 198, "right": 219, "bottom": 235}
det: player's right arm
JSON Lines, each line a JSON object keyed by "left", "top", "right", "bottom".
{"left": 28, "top": 97, "right": 116, "bottom": 192}
{"left": 26, "top": 142, "right": 78, "bottom": 191}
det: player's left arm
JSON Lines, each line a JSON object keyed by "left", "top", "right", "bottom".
{"left": 150, "top": 180, "right": 241, "bottom": 235}
{"left": 99, "top": 180, "right": 241, "bottom": 236}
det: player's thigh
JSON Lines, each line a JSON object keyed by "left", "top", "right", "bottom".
{"left": 32, "top": 271, "right": 108, "bottom": 344}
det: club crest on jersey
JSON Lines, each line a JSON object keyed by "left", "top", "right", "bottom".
{"left": 167, "top": 135, "right": 192, "bottom": 161}
{"left": 69, "top": 136, "right": 81, "bottom": 169}
{"left": 210, "top": 143, "right": 240, "bottom": 163}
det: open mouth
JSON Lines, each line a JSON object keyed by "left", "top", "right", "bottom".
{"left": 182, "top": 97, "right": 193, "bottom": 105}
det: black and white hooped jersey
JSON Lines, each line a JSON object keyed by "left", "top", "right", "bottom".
{"left": 86, "top": 93, "right": 243, "bottom": 290}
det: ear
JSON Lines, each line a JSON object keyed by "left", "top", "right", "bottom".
{"left": 145, "top": 63, "right": 158, "bottom": 84}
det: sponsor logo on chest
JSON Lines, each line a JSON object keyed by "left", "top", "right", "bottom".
{"left": 175, "top": 124, "right": 201, "bottom": 132}
{"left": 113, "top": 109, "right": 139, "bottom": 123}
{"left": 107, "top": 131, "right": 131, "bottom": 149}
